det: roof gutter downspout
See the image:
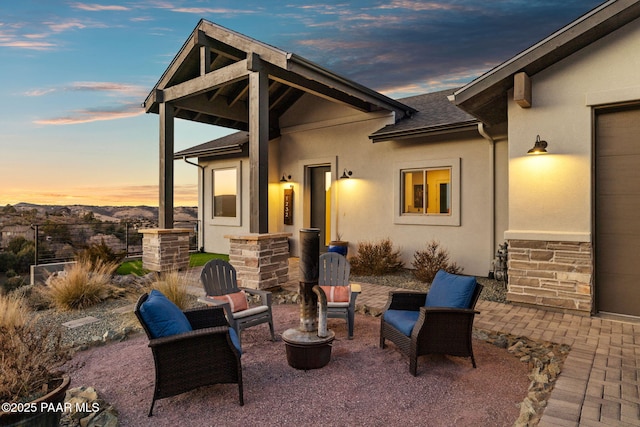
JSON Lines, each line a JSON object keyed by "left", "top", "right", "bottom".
{"left": 477, "top": 123, "right": 496, "bottom": 275}
{"left": 183, "top": 156, "right": 206, "bottom": 252}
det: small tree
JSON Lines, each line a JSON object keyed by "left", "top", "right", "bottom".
{"left": 412, "top": 240, "right": 463, "bottom": 283}
{"left": 350, "top": 238, "right": 404, "bottom": 276}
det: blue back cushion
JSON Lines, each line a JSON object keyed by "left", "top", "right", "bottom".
{"left": 425, "top": 270, "right": 477, "bottom": 309}
{"left": 139, "top": 290, "right": 193, "bottom": 338}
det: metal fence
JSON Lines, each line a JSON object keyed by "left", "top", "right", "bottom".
{"left": 31, "top": 220, "right": 199, "bottom": 265}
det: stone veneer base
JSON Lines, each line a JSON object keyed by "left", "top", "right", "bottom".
{"left": 506, "top": 239, "right": 593, "bottom": 314}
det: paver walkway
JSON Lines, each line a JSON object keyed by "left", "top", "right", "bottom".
{"left": 187, "top": 259, "right": 640, "bottom": 426}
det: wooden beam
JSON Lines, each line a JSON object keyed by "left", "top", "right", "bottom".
{"left": 159, "top": 103, "right": 174, "bottom": 228}
{"left": 227, "top": 81, "right": 249, "bottom": 108}
{"left": 265, "top": 63, "right": 372, "bottom": 112}
{"left": 200, "top": 45, "right": 211, "bottom": 76}
{"left": 161, "top": 59, "right": 249, "bottom": 103}
{"left": 199, "top": 21, "right": 288, "bottom": 69}
{"left": 248, "top": 54, "right": 269, "bottom": 233}
{"left": 173, "top": 93, "right": 248, "bottom": 123}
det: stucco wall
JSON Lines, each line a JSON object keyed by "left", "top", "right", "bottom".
{"left": 507, "top": 18, "right": 640, "bottom": 243}
{"left": 276, "top": 96, "right": 508, "bottom": 276}
{"left": 197, "top": 95, "right": 509, "bottom": 277}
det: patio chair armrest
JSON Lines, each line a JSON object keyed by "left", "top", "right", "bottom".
{"left": 383, "top": 290, "right": 428, "bottom": 312}
{"left": 420, "top": 306, "right": 480, "bottom": 315}
{"left": 239, "top": 287, "right": 273, "bottom": 306}
{"left": 149, "top": 326, "right": 241, "bottom": 359}
{"left": 412, "top": 306, "right": 479, "bottom": 340}
{"left": 348, "top": 283, "right": 361, "bottom": 305}
{"left": 148, "top": 325, "right": 230, "bottom": 347}
{"left": 185, "top": 304, "right": 229, "bottom": 329}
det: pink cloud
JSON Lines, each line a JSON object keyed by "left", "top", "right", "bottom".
{"left": 71, "top": 3, "right": 131, "bottom": 11}
{"left": 33, "top": 107, "right": 144, "bottom": 125}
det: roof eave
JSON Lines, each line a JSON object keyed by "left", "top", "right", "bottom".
{"left": 369, "top": 120, "right": 479, "bottom": 143}
{"left": 287, "top": 53, "right": 417, "bottom": 120}
{"left": 452, "top": 0, "right": 640, "bottom": 123}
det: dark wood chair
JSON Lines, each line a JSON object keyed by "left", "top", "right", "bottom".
{"left": 198, "top": 259, "right": 275, "bottom": 343}
{"left": 134, "top": 293, "right": 243, "bottom": 416}
{"left": 379, "top": 271, "right": 483, "bottom": 376}
{"left": 319, "top": 252, "right": 361, "bottom": 339}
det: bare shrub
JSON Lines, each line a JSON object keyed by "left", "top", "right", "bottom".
{"left": 350, "top": 238, "right": 404, "bottom": 276}
{"left": 76, "top": 240, "right": 125, "bottom": 268}
{"left": 0, "top": 293, "right": 29, "bottom": 329}
{"left": 412, "top": 240, "right": 463, "bottom": 283}
{"left": 45, "top": 259, "right": 118, "bottom": 310}
{"left": 0, "top": 294, "right": 68, "bottom": 403}
{"left": 149, "top": 270, "right": 190, "bottom": 310}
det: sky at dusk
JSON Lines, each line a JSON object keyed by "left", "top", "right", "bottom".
{"left": 0, "top": 0, "right": 605, "bottom": 207}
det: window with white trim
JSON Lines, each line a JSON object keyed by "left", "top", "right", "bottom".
{"left": 211, "top": 161, "right": 241, "bottom": 226}
{"left": 401, "top": 168, "right": 451, "bottom": 214}
{"left": 394, "top": 158, "right": 460, "bottom": 226}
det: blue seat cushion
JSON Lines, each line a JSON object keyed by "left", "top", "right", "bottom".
{"left": 425, "top": 270, "right": 477, "bottom": 309}
{"left": 383, "top": 309, "right": 420, "bottom": 337}
{"left": 228, "top": 327, "right": 242, "bottom": 353}
{"left": 139, "top": 290, "right": 193, "bottom": 338}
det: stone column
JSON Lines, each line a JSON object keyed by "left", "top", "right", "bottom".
{"left": 226, "top": 232, "right": 291, "bottom": 289}
{"left": 139, "top": 228, "right": 191, "bottom": 272}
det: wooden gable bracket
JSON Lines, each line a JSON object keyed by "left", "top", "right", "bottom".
{"left": 514, "top": 72, "right": 532, "bottom": 108}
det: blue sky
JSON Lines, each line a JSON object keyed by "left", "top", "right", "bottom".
{"left": 0, "top": 0, "right": 604, "bottom": 206}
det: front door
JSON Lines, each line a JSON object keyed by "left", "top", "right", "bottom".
{"left": 595, "top": 104, "right": 640, "bottom": 317}
{"left": 309, "top": 166, "right": 331, "bottom": 252}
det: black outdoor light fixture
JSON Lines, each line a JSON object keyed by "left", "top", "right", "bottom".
{"left": 340, "top": 168, "right": 353, "bottom": 179}
{"left": 527, "top": 135, "right": 548, "bottom": 155}
{"left": 280, "top": 173, "right": 292, "bottom": 182}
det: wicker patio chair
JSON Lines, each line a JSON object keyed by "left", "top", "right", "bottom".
{"left": 379, "top": 270, "right": 483, "bottom": 376}
{"left": 198, "top": 259, "right": 275, "bottom": 343}
{"left": 135, "top": 292, "right": 244, "bottom": 416}
{"left": 319, "top": 252, "right": 361, "bottom": 339}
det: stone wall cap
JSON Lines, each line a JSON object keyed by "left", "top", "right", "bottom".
{"left": 225, "top": 232, "right": 292, "bottom": 241}
{"left": 138, "top": 228, "right": 193, "bottom": 234}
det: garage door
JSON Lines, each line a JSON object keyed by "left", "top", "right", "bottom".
{"left": 595, "top": 105, "right": 640, "bottom": 317}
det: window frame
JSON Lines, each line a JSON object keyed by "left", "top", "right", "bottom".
{"left": 393, "top": 158, "right": 460, "bottom": 226}
{"left": 210, "top": 160, "right": 242, "bottom": 226}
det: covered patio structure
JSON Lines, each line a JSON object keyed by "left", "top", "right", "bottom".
{"left": 141, "top": 20, "right": 414, "bottom": 280}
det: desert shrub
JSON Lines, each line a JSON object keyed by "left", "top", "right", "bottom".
{"left": 12, "top": 284, "right": 52, "bottom": 311}
{"left": 0, "top": 275, "right": 28, "bottom": 295}
{"left": 350, "top": 238, "right": 404, "bottom": 276}
{"left": 0, "top": 294, "right": 68, "bottom": 403}
{"left": 2, "top": 238, "right": 35, "bottom": 274}
{"left": 45, "top": 259, "right": 118, "bottom": 310}
{"left": 412, "top": 240, "right": 463, "bottom": 283}
{"left": 0, "top": 251, "right": 17, "bottom": 272}
{"left": 76, "top": 240, "right": 125, "bottom": 268}
{"left": 149, "top": 270, "right": 190, "bottom": 310}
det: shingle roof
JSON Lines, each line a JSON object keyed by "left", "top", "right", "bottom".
{"left": 369, "top": 88, "right": 478, "bottom": 142}
{"left": 174, "top": 131, "right": 248, "bottom": 159}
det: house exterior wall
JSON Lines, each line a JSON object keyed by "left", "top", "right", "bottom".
{"left": 197, "top": 94, "right": 509, "bottom": 277}
{"left": 505, "top": 18, "right": 640, "bottom": 313}
{"left": 275, "top": 96, "right": 508, "bottom": 277}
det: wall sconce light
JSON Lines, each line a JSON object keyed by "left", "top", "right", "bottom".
{"left": 527, "top": 135, "right": 548, "bottom": 155}
{"left": 280, "top": 173, "right": 292, "bottom": 182}
{"left": 340, "top": 168, "right": 353, "bottom": 179}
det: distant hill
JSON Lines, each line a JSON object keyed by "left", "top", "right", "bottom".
{"left": 11, "top": 203, "right": 198, "bottom": 223}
